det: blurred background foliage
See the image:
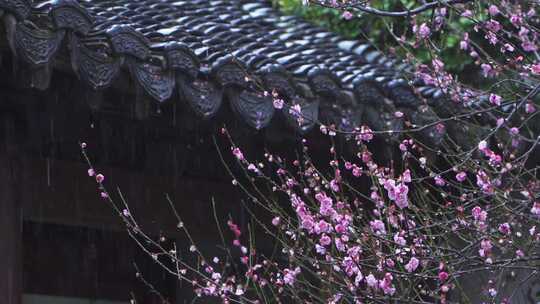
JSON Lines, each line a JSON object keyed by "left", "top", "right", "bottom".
{"left": 273, "top": 0, "right": 476, "bottom": 77}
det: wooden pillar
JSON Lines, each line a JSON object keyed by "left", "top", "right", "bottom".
{"left": 0, "top": 113, "right": 22, "bottom": 304}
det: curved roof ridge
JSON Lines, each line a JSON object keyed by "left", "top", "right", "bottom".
{"left": 0, "top": 0, "right": 447, "bottom": 143}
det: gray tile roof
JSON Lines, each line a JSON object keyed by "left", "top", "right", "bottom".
{"left": 0, "top": 0, "right": 446, "bottom": 143}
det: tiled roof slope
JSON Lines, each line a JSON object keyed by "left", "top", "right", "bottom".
{"left": 0, "top": 0, "right": 446, "bottom": 143}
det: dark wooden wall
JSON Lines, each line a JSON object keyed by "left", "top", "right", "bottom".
{"left": 0, "top": 50, "right": 299, "bottom": 303}
{"left": 0, "top": 115, "right": 22, "bottom": 304}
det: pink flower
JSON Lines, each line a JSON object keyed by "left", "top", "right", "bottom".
{"left": 342, "top": 11, "right": 353, "bottom": 20}
{"left": 510, "top": 14, "right": 522, "bottom": 27}
{"left": 522, "top": 40, "right": 537, "bottom": 52}
{"left": 489, "top": 94, "right": 501, "bottom": 106}
{"left": 394, "top": 233, "right": 406, "bottom": 246}
{"left": 283, "top": 267, "right": 301, "bottom": 286}
{"left": 438, "top": 271, "right": 449, "bottom": 282}
{"left": 232, "top": 147, "right": 244, "bottom": 160}
{"left": 320, "top": 234, "right": 332, "bottom": 246}
{"left": 370, "top": 220, "right": 386, "bottom": 235}
{"left": 314, "top": 220, "right": 330, "bottom": 235}
{"left": 87, "top": 168, "right": 95, "bottom": 177}
{"left": 357, "top": 125, "right": 373, "bottom": 142}
{"left": 485, "top": 20, "right": 501, "bottom": 33}
{"left": 460, "top": 39, "right": 469, "bottom": 50}
{"left": 434, "top": 176, "right": 446, "bottom": 186}
{"left": 227, "top": 220, "right": 242, "bottom": 238}
{"left": 393, "top": 184, "right": 409, "bottom": 209}
{"left": 472, "top": 206, "right": 487, "bottom": 222}
{"left": 271, "top": 217, "right": 281, "bottom": 226}
{"left": 481, "top": 64, "right": 495, "bottom": 78}
{"left": 96, "top": 174, "right": 105, "bottom": 183}
{"left": 405, "top": 257, "right": 420, "bottom": 272}
{"left": 352, "top": 165, "right": 362, "bottom": 177}
{"left": 100, "top": 191, "right": 108, "bottom": 199}
{"left": 498, "top": 223, "right": 511, "bottom": 235}
{"left": 478, "top": 140, "right": 488, "bottom": 151}
{"left": 247, "top": 164, "right": 259, "bottom": 174}
{"left": 456, "top": 171, "right": 467, "bottom": 182}
{"left": 366, "top": 274, "right": 378, "bottom": 288}
{"left": 354, "top": 272, "right": 364, "bottom": 286}
{"left": 315, "top": 244, "right": 326, "bottom": 255}
{"left": 402, "top": 169, "right": 412, "bottom": 183}
{"left": 461, "top": 10, "right": 473, "bottom": 18}
{"left": 476, "top": 170, "right": 494, "bottom": 194}
{"left": 510, "top": 127, "right": 519, "bottom": 135}
{"left": 80, "top": 142, "right": 87, "bottom": 149}
{"left": 379, "top": 273, "right": 396, "bottom": 295}
{"left": 531, "top": 64, "right": 540, "bottom": 75}
{"left": 417, "top": 23, "right": 431, "bottom": 39}
{"left": 394, "top": 111, "right": 404, "bottom": 118}
{"left": 488, "top": 5, "right": 499, "bottom": 16}
{"left": 531, "top": 202, "right": 540, "bottom": 217}
{"left": 383, "top": 179, "right": 409, "bottom": 209}
{"left": 479, "top": 239, "right": 492, "bottom": 257}
{"left": 432, "top": 58, "right": 444, "bottom": 71}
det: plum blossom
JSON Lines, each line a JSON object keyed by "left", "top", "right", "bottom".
{"left": 488, "top": 5, "right": 499, "bottom": 16}
{"left": 461, "top": 10, "right": 473, "bottom": 17}
{"left": 382, "top": 178, "right": 409, "bottom": 209}
{"left": 456, "top": 171, "right": 467, "bottom": 182}
{"left": 438, "top": 271, "right": 449, "bottom": 282}
{"left": 476, "top": 170, "right": 494, "bottom": 194}
{"left": 394, "top": 232, "right": 406, "bottom": 246}
{"left": 370, "top": 220, "right": 386, "bottom": 235}
{"left": 472, "top": 206, "right": 488, "bottom": 222}
{"left": 498, "top": 223, "right": 511, "bottom": 235}
{"left": 433, "top": 176, "right": 445, "bottom": 186}
{"left": 531, "top": 64, "right": 540, "bottom": 75}
{"left": 366, "top": 273, "right": 378, "bottom": 288}
{"left": 357, "top": 125, "right": 373, "bottom": 142}
{"left": 283, "top": 267, "right": 301, "bottom": 286}
{"left": 415, "top": 23, "right": 431, "bottom": 39}
{"left": 531, "top": 202, "right": 540, "bottom": 217}
{"left": 320, "top": 234, "right": 332, "bottom": 246}
{"left": 525, "top": 103, "right": 536, "bottom": 113}
{"left": 479, "top": 239, "right": 492, "bottom": 257}
{"left": 342, "top": 11, "right": 353, "bottom": 20}
{"left": 232, "top": 147, "right": 244, "bottom": 160}
{"left": 379, "top": 273, "right": 396, "bottom": 295}
{"left": 354, "top": 272, "right": 364, "bottom": 286}
{"left": 405, "top": 257, "right": 420, "bottom": 272}
{"left": 489, "top": 94, "right": 502, "bottom": 106}
{"left": 96, "top": 173, "right": 105, "bottom": 183}
{"left": 481, "top": 64, "right": 496, "bottom": 78}
{"left": 460, "top": 33, "right": 469, "bottom": 50}
{"left": 478, "top": 140, "right": 488, "bottom": 151}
